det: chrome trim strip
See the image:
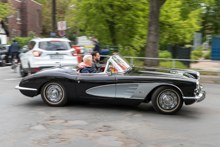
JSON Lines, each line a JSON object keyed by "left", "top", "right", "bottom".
{"left": 183, "top": 91, "right": 206, "bottom": 103}
{"left": 15, "top": 85, "right": 37, "bottom": 91}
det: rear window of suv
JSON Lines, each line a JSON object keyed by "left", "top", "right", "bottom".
{"left": 39, "top": 41, "right": 71, "bottom": 51}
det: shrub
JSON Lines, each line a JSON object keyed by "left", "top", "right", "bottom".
{"left": 191, "top": 45, "right": 203, "bottom": 63}
{"left": 204, "top": 48, "right": 211, "bottom": 59}
{"left": 159, "top": 50, "right": 172, "bottom": 58}
{"left": 28, "top": 31, "right": 36, "bottom": 38}
{"left": 14, "top": 37, "right": 32, "bottom": 48}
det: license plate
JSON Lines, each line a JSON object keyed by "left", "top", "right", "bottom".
{"left": 50, "top": 55, "right": 63, "bottom": 59}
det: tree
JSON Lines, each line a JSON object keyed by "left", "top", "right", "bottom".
{"left": 74, "top": 0, "right": 148, "bottom": 46}
{"left": 144, "top": 0, "right": 205, "bottom": 66}
{"left": 0, "top": 0, "right": 14, "bottom": 19}
{"left": 159, "top": 0, "right": 202, "bottom": 46}
{"left": 200, "top": 0, "right": 220, "bottom": 38}
{"left": 35, "top": 0, "right": 75, "bottom": 36}
{"left": 144, "top": 0, "right": 166, "bottom": 66}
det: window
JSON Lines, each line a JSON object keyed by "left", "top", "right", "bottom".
{"left": 17, "top": 30, "right": 21, "bottom": 37}
{"left": 11, "top": 29, "right": 16, "bottom": 38}
{"left": 36, "top": 10, "right": 40, "bottom": 27}
{"left": 17, "top": 9, "right": 21, "bottom": 24}
{"left": 39, "top": 41, "right": 71, "bottom": 51}
{"left": 28, "top": 41, "right": 36, "bottom": 50}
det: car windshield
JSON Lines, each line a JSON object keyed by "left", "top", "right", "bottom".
{"left": 107, "top": 54, "right": 132, "bottom": 73}
{"left": 39, "top": 41, "right": 71, "bottom": 51}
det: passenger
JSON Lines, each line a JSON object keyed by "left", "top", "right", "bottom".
{"left": 91, "top": 51, "right": 101, "bottom": 73}
{"left": 78, "top": 55, "right": 96, "bottom": 73}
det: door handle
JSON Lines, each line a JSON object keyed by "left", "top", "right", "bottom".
{"left": 77, "top": 78, "right": 85, "bottom": 83}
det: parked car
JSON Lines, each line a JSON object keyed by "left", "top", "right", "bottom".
{"left": 19, "top": 38, "right": 78, "bottom": 77}
{"left": 15, "top": 54, "right": 205, "bottom": 114}
{"left": 0, "top": 44, "right": 11, "bottom": 66}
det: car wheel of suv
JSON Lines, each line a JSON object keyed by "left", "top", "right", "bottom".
{"left": 151, "top": 86, "right": 183, "bottom": 114}
{"left": 0, "top": 59, "right": 6, "bottom": 67}
{"left": 20, "top": 64, "right": 28, "bottom": 77}
{"left": 41, "top": 82, "right": 68, "bottom": 106}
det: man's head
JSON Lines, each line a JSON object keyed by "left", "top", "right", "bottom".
{"left": 93, "top": 41, "right": 97, "bottom": 45}
{"left": 83, "top": 55, "right": 93, "bottom": 66}
{"left": 13, "top": 40, "right": 16, "bottom": 43}
{"left": 91, "top": 51, "right": 100, "bottom": 62}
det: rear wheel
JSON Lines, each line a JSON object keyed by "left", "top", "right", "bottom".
{"left": 41, "top": 82, "right": 68, "bottom": 106}
{"left": 20, "top": 64, "right": 28, "bottom": 77}
{"left": 151, "top": 86, "right": 183, "bottom": 114}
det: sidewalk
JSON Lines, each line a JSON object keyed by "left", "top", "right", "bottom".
{"left": 200, "top": 75, "right": 220, "bottom": 84}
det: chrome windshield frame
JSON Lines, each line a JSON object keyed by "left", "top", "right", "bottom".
{"left": 104, "top": 54, "right": 132, "bottom": 74}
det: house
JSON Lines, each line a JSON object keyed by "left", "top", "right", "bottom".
{"left": 0, "top": 19, "right": 9, "bottom": 44}
{"left": 2, "top": 0, "right": 42, "bottom": 42}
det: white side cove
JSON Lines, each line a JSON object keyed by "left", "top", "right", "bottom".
{"left": 86, "top": 83, "right": 162, "bottom": 99}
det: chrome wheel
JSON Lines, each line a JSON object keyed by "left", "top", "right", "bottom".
{"left": 158, "top": 91, "right": 178, "bottom": 110}
{"left": 152, "top": 86, "right": 183, "bottom": 114}
{"left": 45, "top": 84, "right": 63, "bottom": 103}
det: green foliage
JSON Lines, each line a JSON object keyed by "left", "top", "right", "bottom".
{"left": 28, "top": 31, "right": 37, "bottom": 38}
{"left": 201, "top": 0, "right": 220, "bottom": 38}
{"left": 74, "top": 0, "right": 148, "bottom": 46}
{"left": 159, "top": 50, "right": 172, "bottom": 58}
{"left": 159, "top": 61, "right": 188, "bottom": 69}
{"left": 204, "top": 48, "right": 211, "bottom": 59}
{"left": 160, "top": 0, "right": 202, "bottom": 47}
{"left": 191, "top": 45, "right": 203, "bottom": 62}
{"left": 13, "top": 37, "right": 32, "bottom": 48}
{"left": 34, "top": 0, "right": 75, "bottom": 36}
{"left": 0, "top": 0, "right": 14, "bottom": 19}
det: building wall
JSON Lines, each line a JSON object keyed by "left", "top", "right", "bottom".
{"left": 7, "top": 0, "right": 22, "bottom": 39}
{"left": 26, "top": 0, "right": 42, "bottom": 37}
{"left": 6, "top": 0, "right": 42, "bottom": 40}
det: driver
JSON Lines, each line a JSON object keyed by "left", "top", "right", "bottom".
{"left": 78, "top": 55, "right": 96, "bottom": 73}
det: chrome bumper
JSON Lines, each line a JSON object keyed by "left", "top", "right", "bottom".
{"left": 15, "top": 85, "right": 37, "bottom": 91}
{"left": 183, "top": 90, "right": 206, "bottom": 103}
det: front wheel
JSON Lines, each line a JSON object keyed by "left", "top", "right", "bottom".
{"left": 20, "top": 64, "right": 28, "bottom": 77}
{"left": 151, "top": 86, "right": 183, "bottom": 114}
{"left": 41, "top": 82, "right": 68, "bottom": 106}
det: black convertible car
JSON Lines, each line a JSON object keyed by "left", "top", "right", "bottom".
{"left": 15, "top": 54, "right": 205, "bottom": 114}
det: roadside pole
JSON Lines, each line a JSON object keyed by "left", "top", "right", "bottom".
{"left": 52, "top": 0, "right": 56, "bottom": 33}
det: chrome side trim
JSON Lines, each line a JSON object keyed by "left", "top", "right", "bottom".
{"left": 15, "top": 85, "right": 37, "bottom": 91}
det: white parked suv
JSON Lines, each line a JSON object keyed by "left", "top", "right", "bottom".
{"left": 19, "top": 38, "right": 78, "bottom": 77}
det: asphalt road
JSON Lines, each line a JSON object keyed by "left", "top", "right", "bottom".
{"left": 0, "top": 66, "right": 220, "bottom": 147}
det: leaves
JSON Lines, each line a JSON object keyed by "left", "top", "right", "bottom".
{"left": 0, "top": 0, "right": 14, "bottom": 19}
{"left": 74, "top": 0, "right": 149, "bottom": 46}
{"left": 160, "top": 0, "right": 202, "bottom": 46}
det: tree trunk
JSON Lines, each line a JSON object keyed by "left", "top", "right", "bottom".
{"left": 144, "top": 0, "right": 166, "bottom": 66}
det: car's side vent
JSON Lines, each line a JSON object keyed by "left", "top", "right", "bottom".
{"left": 124, "top": 85, "right": 139, "bottom": 96}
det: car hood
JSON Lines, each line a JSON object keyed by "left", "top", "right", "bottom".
{"left": 131, "top": 67, "right": 199, "bottom": 80}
